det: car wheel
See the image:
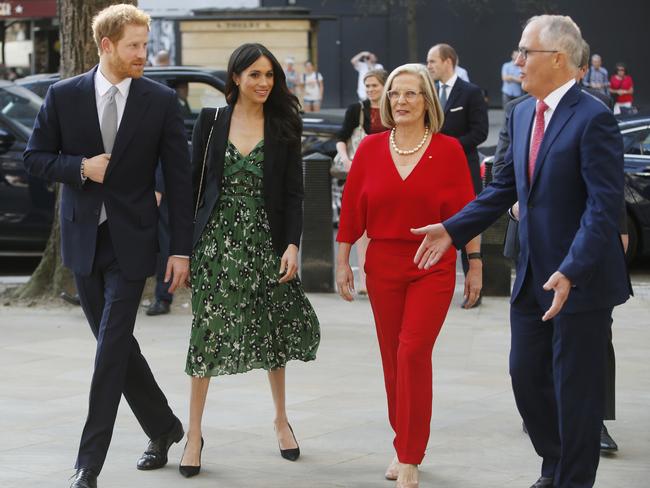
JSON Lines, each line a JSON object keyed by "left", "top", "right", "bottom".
{"left": 625, "top": 213, "right": 638, "bottom": 264}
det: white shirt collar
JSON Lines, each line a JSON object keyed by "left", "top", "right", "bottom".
{"left": 95, "top": 66, "right": 132, "bottom": 98}
{"left": 542, "top": 78, "right": 576, "bottom": 112}
{"left": 441, "top": 73, "right": 458, "bottom": 89}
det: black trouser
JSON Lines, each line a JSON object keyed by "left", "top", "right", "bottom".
{"left": 74, "top": 223, "right": 177, "bottom": 473}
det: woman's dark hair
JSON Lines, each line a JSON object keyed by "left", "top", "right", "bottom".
{"left": 615, "top": 62, "right": 627, "bottom": 74}
{"left": 225, "top": 43, "right": 302, "bottom": 143}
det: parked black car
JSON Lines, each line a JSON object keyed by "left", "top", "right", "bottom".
{"left": 0, "top": 81, "right": 55, "bottom": 256}
{"left": 620, "top": 112, "right": 650, "bottom": 262}
{"left": 4, "top": 67, "right": 343, "bottom": 256}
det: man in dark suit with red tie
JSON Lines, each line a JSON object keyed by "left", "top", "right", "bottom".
{"left": 23, "top": 5, "right": 192, "bottom": 488}
{"left": 413, "top": 15, "right": 630, "bottom": 488}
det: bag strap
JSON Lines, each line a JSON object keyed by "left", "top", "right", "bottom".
{"left": 194, "top": 107, "right": 219, "bottom": 221}
{"left": 358, "top": 101, "right": 364, "bottom": 128}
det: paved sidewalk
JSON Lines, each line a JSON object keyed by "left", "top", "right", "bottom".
{"left": 1, "top": 287, "right": 649, "bottom": 487}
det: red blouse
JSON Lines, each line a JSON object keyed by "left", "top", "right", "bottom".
{"left": 610, "top": 75, "right": 634, "bottom": 104}
{"left": 337, "top": 130, "right": 475, "bottom": 266}
{"left": 369, "top": 107, "right": 386, "bottom": 134}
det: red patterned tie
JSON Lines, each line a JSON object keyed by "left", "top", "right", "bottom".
{"left": 528, "top": 100, "right": 549, "bottom": 185}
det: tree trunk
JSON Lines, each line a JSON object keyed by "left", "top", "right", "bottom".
{"left": 14, "top": 0, "right": 137, "bottom": 301}
{"left": 405, "top": 0, "right": 418, "bottom": 63}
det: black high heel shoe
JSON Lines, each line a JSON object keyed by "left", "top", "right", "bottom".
{"left": 179, "top": 437, "right": 204, "bottom": 478}
{"left": 278, "top": 423, "right": 300, "bottom": 461}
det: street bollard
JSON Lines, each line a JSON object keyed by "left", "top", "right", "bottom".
{"left": 301, "top": 152, "right": 335, "bottom": 292}
{"left": 481, "top": 161, "right": 512, "bottom": 296}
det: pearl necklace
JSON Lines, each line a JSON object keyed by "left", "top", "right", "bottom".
{"left": 390, "top": 126, "right": 430, "bottom": 155}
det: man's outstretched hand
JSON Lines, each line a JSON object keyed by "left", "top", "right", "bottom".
{"left": 411, "top": 223, "right": 453, "bottom": 269}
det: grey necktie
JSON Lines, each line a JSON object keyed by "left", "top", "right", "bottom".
{"left": 439, "top": 83, "right": 448, "bottom": 109}
{"left": 98, "top": 85, "right": 118, "bottom": 225}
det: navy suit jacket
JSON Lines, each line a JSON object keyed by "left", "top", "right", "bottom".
{"left": 444, "top": 83, "right": 631, "bottom": 313}
{"left": 23, "top": 66, "right": 193, "bottom": 280}
{"left": 439, "top": 77, "right": 488, "bottom": 192}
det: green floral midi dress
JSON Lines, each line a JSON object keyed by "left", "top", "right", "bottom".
{"left": 186, "top": 140, "right": 320, "bottom": 377}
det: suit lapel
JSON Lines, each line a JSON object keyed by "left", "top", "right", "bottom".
{"left": 530, "top": 85, "right": 580, "bottom": 191}
{"left": 105, "top": 77, "right": 152, "bottom": 178}
{"left": 444, "top": 79, "right": 462, "bottom": 115}
{"left": 74, "top": 67, "right": 104, "bottom": 154}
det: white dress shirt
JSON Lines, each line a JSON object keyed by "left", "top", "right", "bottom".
{"left": 440, "top": 73, "right": 458, "bottom": 103}
{"left": 529, "top": 78, "right": 576, "bottom": 153}
{"left": 95, "top": 68, "right": 131, "bottom": 130}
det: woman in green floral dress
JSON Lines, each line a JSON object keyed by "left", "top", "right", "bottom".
{"left": 179, "top": 44, "right": 320, "bottom": 477}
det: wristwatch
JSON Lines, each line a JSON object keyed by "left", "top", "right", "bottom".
{"left": 467, "top": 252, "right": 482, "bottom": 260}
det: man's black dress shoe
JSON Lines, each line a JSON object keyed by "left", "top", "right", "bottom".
{"left": 137, "top": 420, "right": 184, "bottom": 470}
{"left": 146, "top": 300, "right": 170, "bottom": 316}
{"left": 530, "top": 476, "right": 554, "bottom": 488}
{"left": 61, "top": 292, "right": 81, "bottom": 306}
{"left": 278, "top": 424, "right": 300, "bottom": 461}
{"left": 70, "top": 468, "right": 97, "bottom": 488}
{"left": 600, "top": 424, "right": 618, "bottom": 451}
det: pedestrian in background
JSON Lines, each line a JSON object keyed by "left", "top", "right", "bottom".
{"left": 583, "top": 54, "right": 609, "bottom": 95}
{"left": 501, "top": 49, "right": 523, "bottom": 107}
{"left": 351, "top": 50, "right": 384, "bottom": 100}
{"left": 427, "top": 42, "right": 488, "bottom": 307}
{"left": 610, "top": 63, "right": 634, "bottom": 114}
{"left": 335, "top": 68, "right": 389, "bottom": 295}
{"left": 180, "top": 43, "right": 320, "bottom": 478}
{"left": 301, "top": 60, "right": 324, "bottom": 112}
{"left": 337, "top": 63, "right": 481, "bottom": 488}
{"left": 283, "top": 56, "right": 299, "bottom": 95}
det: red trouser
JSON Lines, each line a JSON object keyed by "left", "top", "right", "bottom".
{"left": 365, "top": 240, "right": 456, "bottom": 464}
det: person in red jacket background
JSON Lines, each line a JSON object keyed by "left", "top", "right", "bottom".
{"left": 609, "top": 62, "right": 634, "bottom": 115}
{"left": 335, "top": 63, "right": 482, "bottom": 488}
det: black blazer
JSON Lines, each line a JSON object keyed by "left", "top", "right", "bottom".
{"left": 23, "top": 66, "right": 193, "bottom": 279}
{"left": 439, "top": 77, "right": 489, "bottom": 193}
{"left": 192, "top": 105, "right": 304, "bottom": 256}
{"left": 337, "top": 99, "right": 372, "bottom": 142}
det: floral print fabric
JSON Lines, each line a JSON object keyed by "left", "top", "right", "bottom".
{"left": 186, "top": 140, "right": 320, "bottom": 377}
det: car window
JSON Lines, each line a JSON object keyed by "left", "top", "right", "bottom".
{"left": 0, "top": 85, "right": 42, "bottom": 132}
{"left": 622, "top": 127, "right": 650, "bottom": 156}
{"left": 185, "top": 81, "right": 226, "bottom": 112}
{"left": 18, "top": 81, "right": 50, "bottom": 99}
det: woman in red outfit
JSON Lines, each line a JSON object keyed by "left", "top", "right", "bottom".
{"left": 336, "top": 63, "right": 482, "bottom": 488}
{"left": 609, "top": 62, "right": 634, "bottom": 115}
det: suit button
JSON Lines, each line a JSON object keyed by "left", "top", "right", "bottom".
{"left": 94, "top": 209, "right": 99, "bottom": 215}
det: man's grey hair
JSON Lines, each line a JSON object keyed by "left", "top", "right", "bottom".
{"left": 527, "top": 15, "right": 583, "bottom": 68}
{"left": 581, "top": 40, "right": 590, "bottom": 69}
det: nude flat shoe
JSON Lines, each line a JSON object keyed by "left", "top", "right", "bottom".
{"left": 396, "top": 482, "right": 419, "bottom": 488}
{"left": 396, "top": 464, "right": 419, "bottom": 488}
{"left": 385, "top": 456, "right": 399, "bottom": 480}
